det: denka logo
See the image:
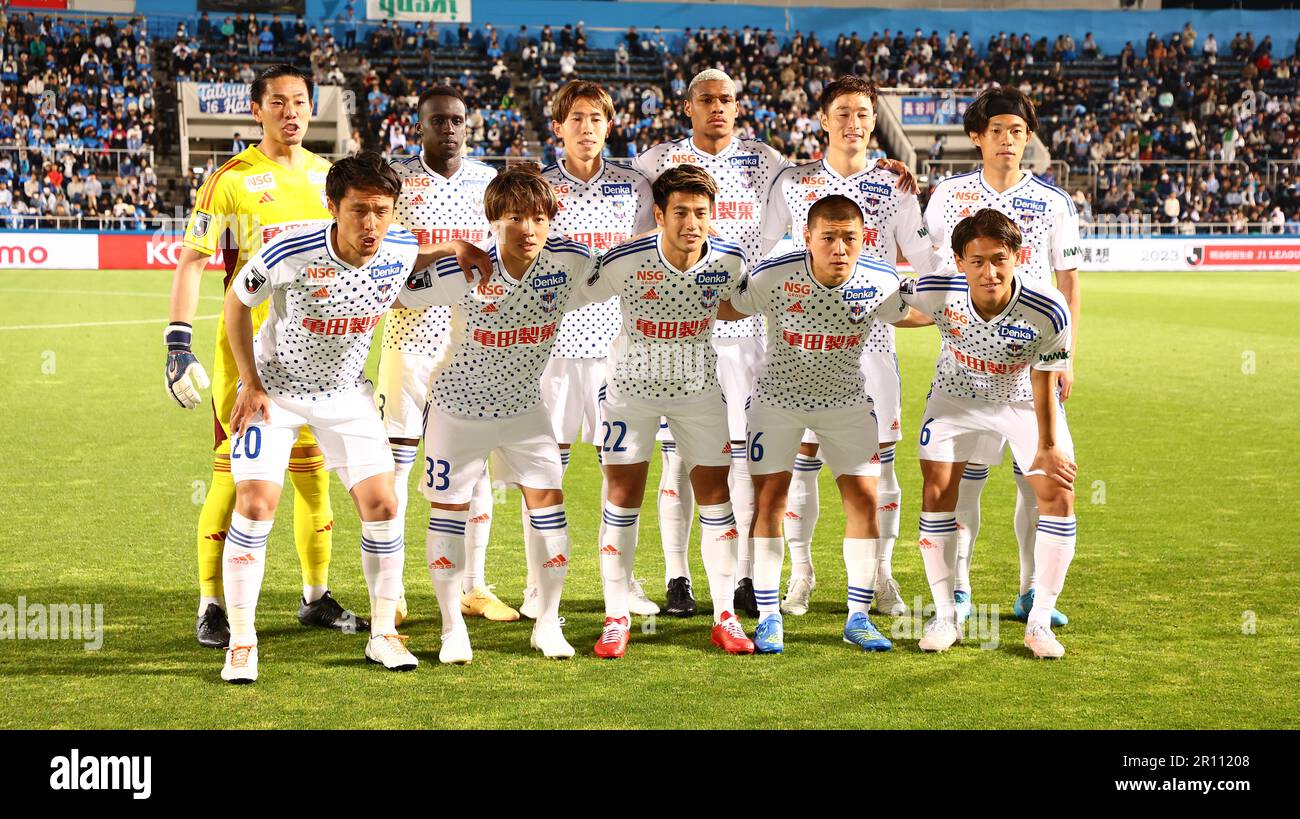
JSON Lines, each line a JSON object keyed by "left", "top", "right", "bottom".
{"left": 841, "top": 286, "right": 877, "bottom": 301}
{"left": 636, "top": 269, "right": 664, "bottom": 281}
{"left": 50, "top": 749, "right": 151, "bottom": 800}
{"left": 1012, "top": 197, "right": 1047, "bottom": 213}
{"left": 695, "top": 271, "right": 729, "bottom": 286}
{"left": 942, "top": 306, "right": 969, "bottom": 325}
{"left": 999, "top": 325, "right": 1036, "bottom": 342}
{"left": 784, "top": 281, "right": 811, "bottom": 296}
{"left": 859, "top": 181, "right": 892, "bottom": 198}
{"left": 532, "top": 272, "right": 568, "bottom": 289}
{"left": 601, "top": 183, "right": 633, "bottom": 197}
{"left": 306, "top": 266, "right": 336, "bottom": 279}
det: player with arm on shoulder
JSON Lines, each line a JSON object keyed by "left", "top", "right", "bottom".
{"left": 632, "top": 69, "right": 794, "bottom": 620}
{"left": 167, "top": 64, "right": 360, "bottom": 649}
{"left": 375, "top": 86, "right": 510, "bottom": 625}
{"left": 923, "top": 86, "right": 1081, "bottom": 625}
{"left": 761, "top": 74, "right": 941, "bottom": 621}
{"left": 586, "top": 165, "right": 753, "bottom": 658}
{"left": 718, "top": 195, "right": 928, "bottom": 654}
{"left": 216, "top": 153, "right": 486, "bottom": 682}
{"left": 901, "top": 209, "right": 1077, "bottom": 658}
{"left": 524, "top": 80, "right": 661, "bottom": 619}
{"left": 411, "top": 165, "right": 597, "bottom": 663}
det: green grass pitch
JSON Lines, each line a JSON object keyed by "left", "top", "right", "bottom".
{"left": 0, "top": 268, "right": 1296, "bottom": 729}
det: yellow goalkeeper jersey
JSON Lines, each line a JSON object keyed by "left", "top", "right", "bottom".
{"left": 181, "top": 145, "right": 333, "bottom": 448}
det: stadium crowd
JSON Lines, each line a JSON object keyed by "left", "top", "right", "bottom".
{"left": 1, "top": 7, "right": 1298, "bottom": 233}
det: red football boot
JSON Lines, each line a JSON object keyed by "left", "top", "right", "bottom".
{"left": 593, "top": 616, "right": 630, "bottom": 659}
{"left": 710, "top": 612, "right": 755, "bottom": 655}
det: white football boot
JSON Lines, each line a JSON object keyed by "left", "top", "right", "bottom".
{"left": 439, "top": 627, "right": 473, "bottom": 665}
{"left": 366, "top": 634, "right": 419, "bottom": 671}
{"left": 918, "top": 616, "right": 961, "bottom": 653}
{"left": 519, "top": 586, "right": 541, "bottom": 620}
{"left": 1024, "top": 623, "right": 1066, "bottom": 659}
{"left": 873, "top": 576, "right": 909, "bottom": 616}
{"left": 780, "top": 575, "right": 816, "bottom": 616}
{"left": 529, "top": 618, "right": 575, "bottom": 659}
{"left": 221, "top": 644, "right": 258, "bottom": 684}
{"left": 628, "top": 578, "right": 661, "bottom": 616}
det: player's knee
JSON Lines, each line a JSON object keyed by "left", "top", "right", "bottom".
{"left": 236, "top": 490, "right": 279, "bottom": 520}
{"left": 798, "top": 442, "right": 820, "bottom": 458}
{"left": 1038, "top": 490, "right": 1074, "bottom": 518}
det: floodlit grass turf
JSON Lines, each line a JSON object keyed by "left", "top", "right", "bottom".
{"left": 0, "top": 268, "right": 1296, "bottom": 729}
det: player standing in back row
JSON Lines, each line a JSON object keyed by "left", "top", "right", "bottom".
{"left": 168, "top": 64, "right": 363, "bottom": 649}
{"left": 762, "top": 75, "right": 941, "bottom": 619}
{"left": 530, "top": 80, "right": 660, "bottom": 619}
{"left": 376, "top": 86, "right": 512, "bottom": 623}
{"left": 923, "top": 86, "right": 1081, "bottom": 625}
{"left": 633, "top": 69, "right": 791, "bottom": 619}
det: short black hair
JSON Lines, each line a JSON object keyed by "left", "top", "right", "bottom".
{"left": 963, "top": 85, "right": 1038, "bottom": 135}
{"left": 417, "top": 85, "right": 466, "bottom": 114}
{"left": 951, "top": 208, "right": 1022, "bottom": 258}
{"left": 819, "top": 74, "right": 878, "bottom": 113}
{"left": 249, "top": 63, "right": 314, "bottom": 107}
{"left": 652, "top": 164, "right": 717, "bottom": 211}
{"left": 325, "top": 151, "right": 401, "bottom": 205}
{"left": 807, "top": 194, "right": 864, "bottom": 226}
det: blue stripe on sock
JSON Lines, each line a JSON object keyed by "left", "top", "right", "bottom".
{"left": 361, "top": 538, "right": 405, "bottom": 554}
{"left": 699, "top": 515, "right": 736, "bottom": 526}
{"left": 226, "top": 528, "right": 267, "bottom": 549}
{"left": 962, "top": 466, "right": 990, "bottom": 479}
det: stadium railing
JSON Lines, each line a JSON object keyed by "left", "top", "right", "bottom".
{"left": 1, "top": 146, "right": 158, "bottom": 176}
{"left": 924, "top": 157, "right": 1073, "bottom": 188}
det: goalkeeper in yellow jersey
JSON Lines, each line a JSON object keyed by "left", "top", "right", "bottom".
{"left": 167, "top": 64, "right": 367, "bottom": 647}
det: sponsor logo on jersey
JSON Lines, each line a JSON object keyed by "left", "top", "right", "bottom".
{"left": 369, "top": 261, "right": 406, "bottom": 280}
{"left": 306, "top": 266, "right": 336, "bottom": 279}
{"left": 948, "top": 327, "right": 963, "bottom": 337}
{"left": 958, "top": 207, "right": 973, "bottom": 218}
{"left": 784, "top": 281, "right": 811, "bottom": 296}
{"left": 300, "top": 315, "right": 383, "bottom": 336}
{"left": 1038, "top": 349, "right": 1070, "bottom": 363}
{"left": 1012, "top": 197, "right": 1047, "bottom": 213}
{"left": 1063, "top": 245, "right": 1082, "bottom": 260}
{"left": 406, "top": 269, "right": 432, "bottom": 290}
{"left": 700, "top": 286, "right": 720, "bottom": 309}
{"left": 601, "top": 183, "right": 634, "bottom": 197}
{"left": 532, "top": 272, "right": 568, "bottom": 289}
{"left": 800, "top": 175, "right": 827, "bottom": 187}
{"left": 954, "top": 191, "right": 982, "bottom": 202}
{"left": 636, "top": 269, "right": 664, "bottom": 281}
{"left": 539, "top": 291, "right": 559, "bottom": 313}
{"left": 782, "top": 329, "right": 862, "bottom": 350}
{"left": 729, "top": 155, "right": 760, "bottom": 168}
{"left": 244, "top": 172, "right": 276, "bottom": 193}
{"left": 695, "top": 271, "right": 730, "bottom": 286}
{"left": 999, "top": 325, "right": 1037, "bottom": 342}
{"left": 862, "top": 197, "right": 880, "bottom": 215}
{"left": 308, "top": 170, "right": 328, "bottom": 185}
{"left": 477, "top": 282, "right": 506, "bottom": 296}
{"left": 192, "top": 210, "right": 212, "bottom": 239}
{"left": 787, "top": 301, "right": 804, "bottom": 313}
{"left": 859, "top": 181, "right": 892, "bottom": 198}
{"left": 841, "top": 286, "right": 877, "bottom": 301}
{"left": 311, "top": 286, "right": 330, "bottom": 298}
{"left": 669, "top": 153, "right": 700, "bottom": 165}
{"left": 403, "top": 177, "right": 433, "bottom": 188}
{"left": 552, "top": 183, "right": 572, "bottom": 195}
{"left": 481, "top": 303, "right": 498, "bottom": 313}
{"left": 258, "top": 191, "right": 275, "bottom": 204}
{"left": 943, "top": 306, "right": 969, "bottom": 325}
{"left": 244, "top": 268, "right": 267, "bottom": 293}
{"left": 408, "top": 194, "right": 426, "bottom": 205}
{"left": 804, "top": 191, "right": 821, "bottom": 202}
{"left": 641, "top": 288, "right": 659, "bottom": 300}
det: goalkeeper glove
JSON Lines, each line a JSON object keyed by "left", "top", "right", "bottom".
{"left": 165, "top": 322, "right": 210, "bottom": 409}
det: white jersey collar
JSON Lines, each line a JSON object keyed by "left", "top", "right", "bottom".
{"left": 655, "top": 232, "right": 714, "bottom": 276}
{"left": 978, "top": 167, "right": 1032, "bottom": 199}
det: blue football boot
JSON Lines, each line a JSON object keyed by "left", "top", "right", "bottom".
{"left": 843, "top": 611, "right": 892, "bottom": 651}
{"left": 953, "top": 590, "right": 973, "bottom": 622}
{"left": 753, "top": 613, "right": 785, "bottom": 654}
{"left": 1013, "top": 588, "right": 1069, "bottom": 627}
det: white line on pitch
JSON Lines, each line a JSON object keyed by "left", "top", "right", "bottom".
{"left": 0, "top": 314, "right": 219, "bottom": 331}
{"left": 0, "top": 288, "right": 224, "bottom": 301}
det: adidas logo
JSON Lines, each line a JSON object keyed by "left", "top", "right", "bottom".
{"left": 948, "top": 327, "right": 963, "bottom": 337}
{"left": 312, "top": 286, "right": 330, "bottom": 298}
{"left": 542, "top": 554, "right": 568, "bottom": 569}
{"left": 481, "top": 303, "right": 498, "bottom": 313}
{"left": 206, "top": 531, "right": 227, "bottom": 541}
{"left": 469, "top": 513, "right": 490, "bottom": 523}
{"left": 787, "top": 301, "right": 804, "bottom": 313}
{"left": 317, "top": 521, "right": 334, "bottom": 533}
{"left": 878, "top": 502, "right": 899, "bottom": 511}
{"left": 429, "top": 556, "right": 456, "bottom": 570}
{"left": 259, "top": 191, "right": 275, "bottom": 204}
{"left": 719, "top": 528, "right": 739, "bottom": 541}
{"left": 918, "top": 538, "right": 940, "bottom": 549}
{"left": 228, "top": 553, "right": 257, "bottom": 565}
{"left": 641, "top": 288, "right": 659, "bottom": 300}
{"left": 804, "top": 191, "right": 819, "bottom": 201}
{"left": 870, "top": 452, "right": 881, "bottom": 463}
{"left": 891, "top": 420, "right": 900, "bottom": 431}
{"left": 721, "top": 442, "right": 732, "bottom": 454}
{"left": 958, "top": 207, "right": 972, "bottom": 218}
{"left": 600, "top": 544, "right": 621, "bottom": 556}
{"left": 409, "top": 194, "right": 426, "bottom": 205}
{"left": 660, "top": 489, "right": 678, "bottom": 497}
{"left": 784, "top": 511, "right": 801, "bottom": 520}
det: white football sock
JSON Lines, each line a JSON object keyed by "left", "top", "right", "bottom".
{"left": 729, "top": 443, "right": 755, "bottom": 580}
{"left": 198, "top": 595, "right": 224, "bottom": 617}
{"left": 302, "top": 584, "right": 326, "bottom": 604}
{"left": 918, "top": 511, "right": 959, "bottom": 622}
{"left": 1029, "top": 515, "right": 1076, "bottom": 628}
{"left": 526, "top": 504, "right": 570, "bottom": 623}
{"left": 657, "top": 445, "right": 694, "bottom": 583}
{"left": 224, "top": 512, "right": 272, "bottom": 644}
{"left": 1013, "top": 465, "right": 1040, "bottom": 595}
{"left": 391, "top": 442, "right": 419, "bottom": 523}
{"left": 697, "top": 502, "right": 738, "bottom": 621}
{"left": 462, "top": 468, "right": 492, "bottom": 593}
{"left": 954, "top": 464, "right": 988, "bottom": 594}
{"left": 361, "top": 517, "right": 404, "bottom": 636}
{"left": 426, "top": 509, "right": 469, "bottom": 636}
{"left": 844, "top": 537, "right": 880, "bottom": 615}
{"left": 600, "top": 502, "right": 640, "bottom": 619}
{"left": 876, "top": 446, "right": 901, "bottom": 582}
{"left": 521, "top": 496, "right": 540, "bottom": 589}
{"left": 785, "top": 454, "right": 822, "bottom": 579}
{"left": 751, "top": 536, "right": 784, "bottom": 617}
